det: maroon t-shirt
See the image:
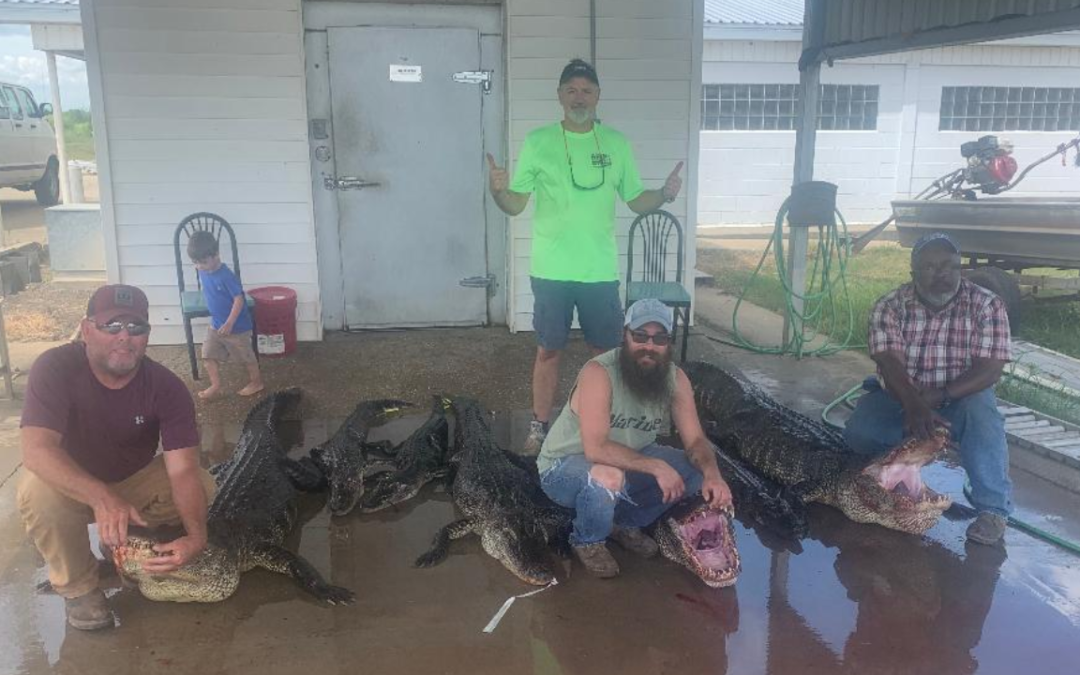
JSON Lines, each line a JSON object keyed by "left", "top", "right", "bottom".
{"left": 21, "top": 343, "right": 200, "bottom": 483}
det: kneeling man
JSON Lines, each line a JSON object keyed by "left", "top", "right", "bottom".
{"left": 537, "top": 299, "right": 731, "bottom": 578}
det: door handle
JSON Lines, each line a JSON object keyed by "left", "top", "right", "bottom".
{"left": 324, "top": 176, "right": 382, "bottom": 191}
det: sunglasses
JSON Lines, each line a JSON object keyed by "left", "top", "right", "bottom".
{"left": 563, "top": 128, "right": 607, "bottom": 191}
{"left": 629, "top": 330, "right": 671, "bottom": 346}
{"left": 95, "top": 320, "right": 151, "bottom": 336}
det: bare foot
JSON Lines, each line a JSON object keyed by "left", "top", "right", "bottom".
{"left": 238, "top": 383, "right": 265, "bottom": 397}
{"left": 198, "top": 386, "right": 222, "bottom": 400}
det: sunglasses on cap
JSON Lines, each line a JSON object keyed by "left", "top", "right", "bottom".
{"left": 629, "top": 330, "right": 671, "bottom": 346}
{"left": 95, "top": 320, "right": 151, "bottom": 336}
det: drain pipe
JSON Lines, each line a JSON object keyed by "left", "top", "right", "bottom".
{"left": 590, "top": 0, "right": 596, "bottom": 66}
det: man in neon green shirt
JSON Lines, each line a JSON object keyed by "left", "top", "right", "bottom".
{"left": 488, "top": 59, "right": 685, "bottom": 454}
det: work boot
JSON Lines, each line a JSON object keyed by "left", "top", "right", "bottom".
{"left": 64, "top": 589, "right": 114, "bottom": 631}
{"left": 522, "top": 419, "right": 548, "bottom": 456}
{"left": 609, "top": 526, "right": 659, "bottom": 558}
{"left": 966, "top": 512, "right": 1007, "bottom": 545}
{"left": 572, "top": 542, "right": 620, "bottom": 578}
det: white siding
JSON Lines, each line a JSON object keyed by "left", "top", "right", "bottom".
{"left": 506, "top": 0, "right": 702, "bottom": 332}
{"left": 700, "top": 38, "right": 1080, "bottom": 227}
{"left": 84, "top": 0, "right": 319, "bottom": 345}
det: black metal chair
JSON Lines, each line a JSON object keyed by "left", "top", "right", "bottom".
{"left": 625, "top": 209, "right": 691, "bottom": 363}
{"left": 172, "top": 212, "right": 257, "bottom": 380}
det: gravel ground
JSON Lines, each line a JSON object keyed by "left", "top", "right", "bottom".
{"left": 3, "top": 278, "right": 99, "bottom": 342}
{"left": 150, "top": 327, "right": 594, "bottom": 425}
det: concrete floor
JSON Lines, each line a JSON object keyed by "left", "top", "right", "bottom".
{"left": 1, "top": 289, "right": 1079, "bottom": 674}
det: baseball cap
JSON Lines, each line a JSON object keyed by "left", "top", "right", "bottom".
{"left": 911, "top": 232, "right": 960, "bottom": 261}
{"left": 559, "top": 58, "right": 599, "bottom": 87}
{"left": 624, "top": 298, "right": 673, "bottom": 333}
{"left": 86, "top": 284, "right": 150, "bottom": 324}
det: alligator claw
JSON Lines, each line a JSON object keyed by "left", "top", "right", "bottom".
{"left": 314, "top": 584, "right": 356, "bottom": 605}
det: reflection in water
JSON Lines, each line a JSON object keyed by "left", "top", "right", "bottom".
{"left": 766, "top": 506, "right": 1007, "bottom": 675}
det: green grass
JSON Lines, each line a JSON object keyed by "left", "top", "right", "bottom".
{"left": 997, "top": 373, "right": 1080, "bottom": 427}
{"left": 46, "top": 109, "right": 95, "bottom": 162}
{"left": 697, "top": 242, "right": 1079, "bottom": 355}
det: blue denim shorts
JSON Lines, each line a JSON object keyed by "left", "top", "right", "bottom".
{"left": 530, "top": 277, "right": 622, "bottom": 351}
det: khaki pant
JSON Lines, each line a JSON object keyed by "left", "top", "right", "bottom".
{"left": 17, "top": 455, "right": 216, "bottom": 598}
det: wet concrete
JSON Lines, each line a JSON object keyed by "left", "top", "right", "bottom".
{"left": 1, "top": 320, "right": 1079, "bottom": 674}
{"left": 2, "top": 400, "right": 1079, "bottom": 675}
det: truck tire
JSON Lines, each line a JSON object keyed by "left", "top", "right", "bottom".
{"left": 966, "top": 266, "right": 1022, "bottom": 331}
{"left": 34, "top": 157, "right": 60, "bottom": 207}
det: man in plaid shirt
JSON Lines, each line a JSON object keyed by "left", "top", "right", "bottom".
{"left": 844, "top": 233, "right": 1013, "bottom": 545}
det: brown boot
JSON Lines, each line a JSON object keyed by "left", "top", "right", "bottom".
{"left": 64, "top": 589, "right": 114, "bottom": 631}
{"left": 966, "top": 512, "right": 1007, "bottom": 546}
{"left": 609, "top": 526, "right": 659, "bottom": 558}
{"left": 573, "top": 542, "right": 620, "bottom": 578}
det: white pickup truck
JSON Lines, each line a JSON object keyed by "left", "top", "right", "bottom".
{"left": 0, "top": 81, "right": 60, "bottom": 206}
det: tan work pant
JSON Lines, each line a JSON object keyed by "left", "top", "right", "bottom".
{"left": 17, "top": 455, "right": 216, "bottom": 598}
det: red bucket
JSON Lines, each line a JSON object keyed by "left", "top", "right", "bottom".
{"left": 248, "top": 286, "right": 297, "bottom": 357}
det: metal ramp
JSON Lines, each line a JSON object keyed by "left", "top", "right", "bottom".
{"left": 1000, "top": 403, "right": 1080, "bottom": 469}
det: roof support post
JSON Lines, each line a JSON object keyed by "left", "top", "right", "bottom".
{"left": 784, "top": 0, "right": 825, "bottom": 347}
{"left": 46, "top": 50, "right": 71, "bottom": 205}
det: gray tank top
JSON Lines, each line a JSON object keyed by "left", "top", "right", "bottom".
{"left": 537, "top": 348, "right": 675, "bottom": 473}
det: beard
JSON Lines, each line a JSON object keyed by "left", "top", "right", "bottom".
{"left": 915, "top": 278, "right": 961, "bottom": 308}
{"left": 566, "top": 107, "right": 594, "bottom": 126}
{"left": 618, "top": 344, "right": 673, "bottom": 404}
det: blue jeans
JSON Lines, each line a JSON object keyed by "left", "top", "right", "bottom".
{"left": 539, "top": 444, "right": 704, "bottom": 546}
{"left": 843, "top": 378, "right": 1013, "bottom": 517}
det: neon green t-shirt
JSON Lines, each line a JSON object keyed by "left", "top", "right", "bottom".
{"left": 510, "top": 122, "right": 645, "bottom": 282}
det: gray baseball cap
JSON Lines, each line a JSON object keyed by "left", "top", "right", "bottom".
{"left": 911, "top": 232, "right": 961, "bottom": 261}
{"left": 624, "top": 298, "right": 673, "bottom": 333}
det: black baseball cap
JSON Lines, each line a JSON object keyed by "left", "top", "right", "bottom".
{"left": 559, "top": 59, "right": 599, "bottom": 87}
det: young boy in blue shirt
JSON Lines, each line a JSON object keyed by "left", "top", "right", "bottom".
{"left": 187, "top": 231, "right": 264, "bottom": 399}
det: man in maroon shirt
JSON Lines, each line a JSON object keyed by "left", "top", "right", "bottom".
{"left": 17, "top": 284, "right": 214, "bottom": 630}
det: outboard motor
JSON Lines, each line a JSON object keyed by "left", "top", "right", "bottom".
{"left": 960, "top": 135, "right": 1018, "bottom": 195}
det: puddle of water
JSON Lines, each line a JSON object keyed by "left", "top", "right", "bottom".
{"left": 2, "top": 409, "right": 1079, "bottom": 675}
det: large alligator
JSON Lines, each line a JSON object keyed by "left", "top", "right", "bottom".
{"left": 651, "top": 497, "right": 742, "bottom": 588}
{"left": 113, "top": 389, "right": 355, "bottom": 604}
{"left": 684, "top": 361, "right": 952, "bottom": 535}
{"left": 306, "top": 398, "right": 412, "bottom": 516}
{"left": 414, "top": 397, "right": 573, "bottom": 585}
{"left": 357, "top": 397, "right": 451, "bottom": 513}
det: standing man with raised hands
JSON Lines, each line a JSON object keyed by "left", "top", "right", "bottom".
{"left": 487, "top": 58, "right": 685, "bottom": 455}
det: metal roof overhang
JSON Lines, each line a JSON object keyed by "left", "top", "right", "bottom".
{"left": 803, "top": 0, "right": 1080, "bottom": 66}
{"left": 0, "top": 6, "right": 79, "bottom": 26}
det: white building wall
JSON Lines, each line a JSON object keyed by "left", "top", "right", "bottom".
{"left": 506, "top": 0, "right": 702, "bottom": 332}
{"left": 83, "top": 0, "right": 320, "bottom": 345}
{"left": 700, "top": 39, "right": 1080, "bottom": 227}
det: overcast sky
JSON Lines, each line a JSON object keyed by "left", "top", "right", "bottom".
{"left": 0, "top": 24, "right": 90, "bottom": 110}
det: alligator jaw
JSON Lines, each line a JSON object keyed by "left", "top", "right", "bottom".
{"left": 663, "top": 501, "right": 741, "bottom": 588}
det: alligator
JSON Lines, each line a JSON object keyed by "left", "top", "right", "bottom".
{"left": 684, "top": 361, "right": 952, "bottom": 535}
{"left": 357, "top": 397, "right": 451, "bottom": 513}
{"left": 651, "top": 497, "right": 742, "bottom": 588}
{"left": 306, "top": 398, "right": 412, "bottom": 516}
{"left": 414, "top": 397, "right": 573, "bottom": 585}
{"left": 113, "top": 389, "right": 355, "bottom": 604}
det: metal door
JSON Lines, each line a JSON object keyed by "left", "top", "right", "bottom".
{"left": 327, "top": 27, "right": 489, "bottom": 329}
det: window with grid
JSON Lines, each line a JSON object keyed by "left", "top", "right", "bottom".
{"left": 700, "top": 84, "right": 879, "bottom": 131}
{"left": 939, "top": 86, "right": 1080, "bottom": 132}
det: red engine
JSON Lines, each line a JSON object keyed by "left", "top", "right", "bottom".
{"left": 961, "top": 135, "right": 1017, "bottom": 195}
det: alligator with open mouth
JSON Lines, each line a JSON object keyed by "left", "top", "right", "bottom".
{"left": 651, "top": 497, "right": 742, "bottom": 587}
{"left": 113, "top": 389, "right": 355, "bottom": 604}
{"left": 684, "top": 361, "right": 952, "bottom": 535}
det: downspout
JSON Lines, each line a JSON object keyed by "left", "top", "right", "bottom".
{"left": 590, "top": 0, "right": 596, "bottom": 65}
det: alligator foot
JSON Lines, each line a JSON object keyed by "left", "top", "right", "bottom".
{"left": 415, "top": 518, "right": 474, "bottom": 568}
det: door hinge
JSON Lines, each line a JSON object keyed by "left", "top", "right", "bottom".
{"left": 460, "top": 274, "right": 498, "bottom": 297}
{"left": 452, "top": 70, "right": 493, "bottom": 94}
{"left": 324, "top": 176, "right": 381, "bottom": 191}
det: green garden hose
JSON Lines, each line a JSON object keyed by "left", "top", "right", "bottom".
{"left": 728, "top": 197, "right": 857, "bottom": 358}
